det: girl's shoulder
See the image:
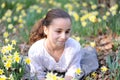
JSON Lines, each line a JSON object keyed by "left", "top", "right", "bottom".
{"left": 28, "top": 39, "right": 45, "bottom": 55}
{"left": 30, "top": 39, "right": 44, "bottom": 49}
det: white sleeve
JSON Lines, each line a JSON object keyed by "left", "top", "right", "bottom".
{"left": 65, "top": 45, "right": 82, "bottom": 77}
{"left": 28, "top": 46, "right": 46, "bottom": 80}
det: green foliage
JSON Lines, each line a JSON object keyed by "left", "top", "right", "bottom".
{"left": 106, "top": 51, "right": 120, "bottom": 79}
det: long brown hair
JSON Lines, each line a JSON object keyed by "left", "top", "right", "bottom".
{"left": 29, "top": 8, "right": 71, "bottom": 45}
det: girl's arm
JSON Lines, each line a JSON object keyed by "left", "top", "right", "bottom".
{"left": 64, "top": 76, "right": 73, "bottom": 80}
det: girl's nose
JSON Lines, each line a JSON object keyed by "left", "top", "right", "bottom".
{"left": 61, "top": 33, "right": 66, "bottom": 40}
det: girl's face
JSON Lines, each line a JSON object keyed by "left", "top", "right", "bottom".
{"left": 44, "top": 18, "right": 71, "bottom": 48}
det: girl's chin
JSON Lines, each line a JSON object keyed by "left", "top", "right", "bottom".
{"left": 56, "top": 43, "right": 65, "bottom": 47}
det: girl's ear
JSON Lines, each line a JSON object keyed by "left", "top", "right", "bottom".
{"left": 44, "top": 26, "right": 48, "bottom": 35}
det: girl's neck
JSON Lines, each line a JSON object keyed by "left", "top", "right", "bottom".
{"left": 44, "top": 39, "right": 64, "bottom": 62}
{"left": 45, "top": 39, "right": 64, "bottom": 53}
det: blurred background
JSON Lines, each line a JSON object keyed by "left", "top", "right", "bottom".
{"left": 0, "top": 0, "right": 120, "bottom": 80}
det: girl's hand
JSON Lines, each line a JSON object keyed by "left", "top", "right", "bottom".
{"left": 64, "top": 76, "right": 73, "bottom": 80}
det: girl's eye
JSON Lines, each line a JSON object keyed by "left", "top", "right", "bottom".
{"left": 66, "top": 30, "right": 70, "bottom": 34}
{"left": 56, "top": 31, "right": 61, "bottom": 33}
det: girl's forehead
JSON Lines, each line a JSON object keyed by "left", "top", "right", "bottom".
{"left": 50, "top": 18, "right": 71, "bottom": 26}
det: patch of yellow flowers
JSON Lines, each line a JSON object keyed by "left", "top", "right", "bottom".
{"left": 45, "top": 68, "right": 82, "bottom": 80}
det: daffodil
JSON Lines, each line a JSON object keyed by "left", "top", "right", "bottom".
{"left": 18, "top": 18, "right": 23, "bottom": 23}
{"left": 72, "top": 12, "right": 79, "bottom": 21}
{"left": 64, "top": 3, "right": 73, "bottom": 11}
{"left": 13, "top": 16, "right": 18, "bottom": 21}
{"left": 102, "top": 15, "right": 107, "bottom": 20}
{"left": 0, "top": 75, "right": 7, "bottom": 80}
{"left": 75, "top": 68, "right": 82, "bottom": 75}
{"left": 1, "top": 2, "right": 6, "bottom": 8}
{"left": 1, "top": 46, "right": 8, "bottom": 54}
{"left": 81, "top": 21, "right": 87, "bottom": 27}
{"left": 91, "top": 4, "right": 97, "bottom": 10}
{"left": 4, "top": 61, "right": 12, "bottom": 69}
{"left": 72, "top": 35, "right": 80, "bottom": 42}
{"left": 91, "top": 72, "right": 97, "bottom": 78}
{"left": 2, "top": 56, "right": 7, "bottom": 61}
{"left": 8, "top": 24, "right": 14, "bottom": 29}
{"left": 0, "top": 69, "right": 4, "bottom": 75}
{"left": 14, "top": 55, "right": 20, "bottom": 63}
{"left": 5, "top": 38, "right": 9, "bottom": 43}
{"left": 13, "top": 28, "right": 17, "bottom": 33}
{"left": 11, "top": 40, "right": 16, "bottom": 45}
{"left": 45, "top": 72, "right": 57, "bottom": 80}
{"left": 90, "top": 42, "right": 96, "bottom": 47}
{"left": 3, "top": 32, "right": 9, "bottom": 38}
{"left": 6, "top": 44, "right": 14, "bottom": 52}
{"left": 4, "top": 10, "right": 12, "bottom": 17}
{"left": 88, "top": 15, "right": 97, "bottom": 23}
{"left": 16, "top": 3, "right": 23, "bottom": 12}
{"left": 106, "top": 11, "right": 110, "bottom": 16}
{"left": 7, "top": 17, "right": 11, "bottom": 22}
{"left": 25, "top": 58, "right": 31, "bottom": 64}
{"left": 101, "top": 66, "right": 108, "bottom": 72}
{"left": 40, "top": 0, "right": 45, "bottom": 4}
{"left": 82, "top": 2, "right": 87, "bottom": 7}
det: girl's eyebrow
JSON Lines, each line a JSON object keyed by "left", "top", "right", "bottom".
{"left": 55, "top": 28, "right": 71, "bottom": 31}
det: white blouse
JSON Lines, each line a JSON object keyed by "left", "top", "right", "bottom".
{"left": 28, "top": 37, "right": 82, "bottom": 79}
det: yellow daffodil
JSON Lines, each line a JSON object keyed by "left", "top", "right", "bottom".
{"left": 81, "top": 21, "right": 87, "bottom": 27}
{"left": 5, "top": 38, "right": 9, "bottom": 43}
{"left": 40, "top": 0, "right": 45, "bottom": 4}
{"left": 14, "top": 55, "right": 20, "bottom": 63}
{"left": 4, "top": 61, "right": 12, "bottom": 69}
{"left": 16, "top": 3, "right": 23, "bottom": 12}
{"left": 91, "top": 4, "right": 97, "bottom": 10}
{"left": 19, "top": 24, "right": 24, "bottom": 28}
{"left": 75, "top": 68, "right": 82, "bottom": 75}
{"left": 11, "top": 40, "right": 16, "bottom": 45}
{"left": 13, "top": 28, "right": 17, "bottom": 33}
{"left": 5, "top": 10, "right": 12, "bottom": 17}
{"left": 8, "top": 24, "right": 13, "bottom": 29}
{"left": 2, "top": 16, "right": 6, "bottom": 21}
{"left": 7, "top": 17, "right": 11, "bottom": 22}
{"left": 91, "top": 72, "right": 97, "bottom": 78}
{"left": 82, "top": 2, "right": 87, "bottom": 7}
{"left": 109, "top": 4, "right": 118, "bottom": 12}
{"left": 2, "top": 56, "right": 7, "bottom": 61}
{"left": 101, "top": 66, "right": 108, "bottom": 72}
{"left": 0, "top": 69, "right": 4, "bottom": 75}
{"left": 13, "top": 16, "right": 18, "bottom": 21}
{"left": 98, "top": 18, "right": 101, "bottom": 22}
{"left": 3, "top": 32, "right": 9, "bottom": 38}
{"left": 1, "top": 46, "right": 8, "bottom": 54}
{"left": 21, "top": 10, "right": 27, "bottom": 17}
{"left": 72, "top": 35, "right": 80, "bottom": 42}
{"left": 72, "top": 12, "right": 79, "bottom": 21}
{"left": 64, "top": 3, "right": 73, "bottom": 11}
{"left": 90, "top": 42, "right": 96, "bottom": 47}
{"left": 18, "top": 18, "right": 23, "bottom": 23}
{"left": 102, "top": 15, "right": 107, "bottom": 20}
{"left": 0, "top": 75, "right": 7, "bottom": 80}
{"left": 1, "top": 3, "right": 6, "bottom": 8}
{"left": 88, "top": 15, "right": 97, "bottom": 23}
{"left": 6, "top": 44, "right": 14, "bottom": 52}
{"left": 46, "top": 72, "right": 57, "bottom": 80}
{"left": 37, "top": 9, "right": 42, "bottom": 13}
{"left": 106, "top": 11, "right": 110, "bottom": 16}
{"left": 14, "top": 51, "right": 19, "bottom": 56}
{"left": 25, "top": 58, "right": 31, "bottom": 64}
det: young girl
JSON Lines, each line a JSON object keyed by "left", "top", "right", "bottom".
{"left": 28, "top": 8, "right": 98, "bottom": 80}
